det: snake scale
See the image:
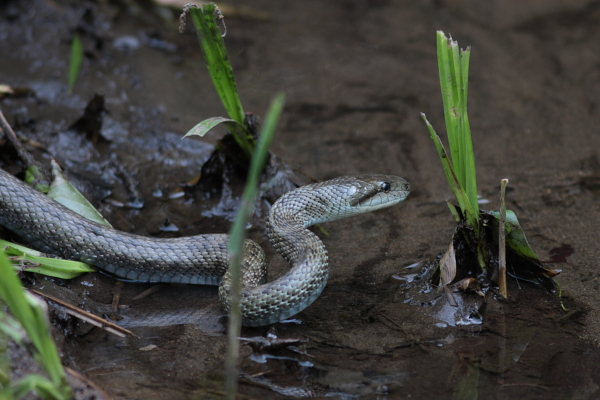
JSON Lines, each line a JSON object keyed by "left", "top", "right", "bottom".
{"left": 0, "top": 169, "right": 410, "bottom": 326}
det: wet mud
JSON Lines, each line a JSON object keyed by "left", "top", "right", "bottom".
{"left": 2, "top": 0, "right": 600, "bottom": 398}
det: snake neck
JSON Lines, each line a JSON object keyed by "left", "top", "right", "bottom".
{"left": 266, "top": 215, "right": 326, "bottom": 266}
{"left": 228, "top": 205, "right": 330, "bottom": 327}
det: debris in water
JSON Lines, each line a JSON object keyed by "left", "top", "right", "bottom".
{"left": 544, "top": 243, "right": 575, "bottom": 264}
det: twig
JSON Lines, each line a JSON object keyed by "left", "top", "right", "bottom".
{"left": 499, "top": 179, "right": 509, "bottom": 298}
{"left": 0, "top": 109, "right": 50, "bottom": 190}
{"left": 131, "top": 284, "right": 165, "bottom": 301}
{"left": 502, "top": 383, "right": 550, "bottom": 390}
{"left": 31, "top": 289, "right": 137, "bottom": 338}
{"left": 111, "top": 281, "right": 123, "bottom": 312}
{"left": 0, "top": 110, "right": 36, "bottom": 167}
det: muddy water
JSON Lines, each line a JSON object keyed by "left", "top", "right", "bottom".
{"left": 2, "top": 0, "right": 600, "bottom": 398}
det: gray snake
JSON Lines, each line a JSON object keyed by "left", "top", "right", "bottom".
{"left": 0, "top": 169, "right": 410, "bottom": 326}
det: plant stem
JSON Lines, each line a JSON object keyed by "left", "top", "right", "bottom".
{"left": 67, "top": 33, "right": 83, "bottom": 93}
{"left": 498, "top": 179, "right": 509, "bottom": 298}
{"left": 224, "top": 93, "right": 285, "bottom": 399}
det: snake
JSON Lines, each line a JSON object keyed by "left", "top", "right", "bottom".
{"left": 0, "top": 169, "right": 410, "bottom": 326}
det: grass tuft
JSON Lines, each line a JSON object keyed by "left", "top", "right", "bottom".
{"left": 422, "top": 32, "right": 479, "bottom": 235}
{"left": 422, "top": 31, "right": 554, "bottom": 286}
{"left": 186, "top": 4, "right": 255, "bottom": 158}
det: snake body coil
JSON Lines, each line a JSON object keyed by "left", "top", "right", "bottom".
{"left": 0, "top": 169, "right": 409, "bottom": 326}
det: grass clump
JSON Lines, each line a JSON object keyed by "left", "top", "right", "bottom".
{"left": 422, "top": 31, "right": 557, "bottom": 295}
{"left": 181, "top": 3, "right": 255, "bottom": 158}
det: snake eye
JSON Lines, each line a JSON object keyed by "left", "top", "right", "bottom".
{"left": 379, "top": 182, "right": 391, "bottom": 193}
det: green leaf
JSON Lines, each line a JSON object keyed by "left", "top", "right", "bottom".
{"left": 487, "top": 210, "right": 541, "bottom": 263}
{"left": 0, "top": 240, "right": 95, "bottom": 279}
{"left": 183, "top": 116, "right": 243, "bottom": 139}
{"left": 16, "top": 255, "right": 95, "bottom": 279}
{"left": 24, "top": 165, "right": 49, "bottom": 194}
{"left": 1, "top": 240, "right": 45, "bottom": 257}
{"left": 68, "top": 33, "right": 83, "bottom": 94}
{"left": 422, "top": 113, "right": 478, "bottom": 230}
{"left": 47, "top": 161, "right": 111, "bottom": 227}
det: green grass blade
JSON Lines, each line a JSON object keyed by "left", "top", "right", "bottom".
{"left": 422, "top": 113, "right": 478, "bottom": 229}
{"left": 437, "top": 33, "right": 459, "bottom": 174}
{"left": 187, "top": 5, "right": 253, "bottom": 157}
{"left": 435, "top": 31, "right": 479, "bottom": 222}
{"left": 12, "top": 374, "right": 65, "bottom": 400}
{"left": 457, "top": 45, "right": 477, "bottom": 219}
{"left": 0, "top": 239, "right": 95, "bottom": 278}
{"left": 16, "top": 255, "right": 95, "bottom": 279}
{"left": 488, "top": 210, "right": 542, "bottom": 263}
{"left": 224, "top": 92, "right": 284, "bottom": 399}
{"left": 0, "top": 251, "right": 71, "bottom": 398}
{"left": 0, "top": 311, "right": 27, "bottom": 344}
{"left": 449, "top": 39, "right": 466, "bottom": 181}
{"left": 67, "top": 33, "right": 83, "bottom": 94}
{"left": 0, "top": 312, "right": 11, "bottom": 393}
{"left": 190, "top": 5, "right": 244, "bottom": 124}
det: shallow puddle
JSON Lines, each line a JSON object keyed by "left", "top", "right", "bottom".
{"left": 52, "top": 264, "right": 597, "bottom": 399}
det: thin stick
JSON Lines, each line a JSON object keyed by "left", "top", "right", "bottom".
{"left": 111, "top": 281, "right": 123, "bottom": 313}
{"left": 498, "top": 178, "right": 509, "bottom": 298}
{"left": 31, "top": 289, "right": 137, "bottom": 338}
{"left": 0, "top": 110, "right": 35, "bottom": 166}
{"left": 0, "top": 109, "right": 50, "bottom": 191}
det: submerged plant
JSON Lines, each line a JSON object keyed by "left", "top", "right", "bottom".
{"left": 421, "top": 31, "right": 557, "bottom": 295}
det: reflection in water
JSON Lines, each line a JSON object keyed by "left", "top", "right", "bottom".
{"left": 117, "top": 285, "right": 225, "bottom": 336}
{"left": 394, "top": 261, "right": 485, "bottom": 327}
{"left": 240, "top": 329, "right": 407, "bottom": 398}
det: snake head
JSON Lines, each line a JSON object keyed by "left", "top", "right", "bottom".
{"left": 345, "top": 174, "right": 410, "bottom": 210}
{"left": 272, "top": 174, "right": 410, "bottom": 228}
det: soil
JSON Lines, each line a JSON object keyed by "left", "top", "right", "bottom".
{"left": 2, "top": 0, "right": 600, "bottom": 399}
